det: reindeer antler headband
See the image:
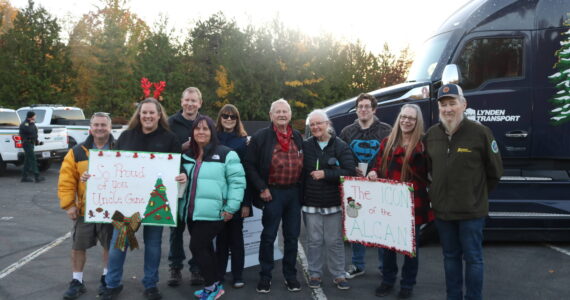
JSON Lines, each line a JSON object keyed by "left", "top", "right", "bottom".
{"left": 141, "top": 77, "right": 166, "bottom": 100}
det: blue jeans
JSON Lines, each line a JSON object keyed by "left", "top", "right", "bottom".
{"left": 435, "top": 217, "right": 485, "bottom": 300}
{"left": 106, "top": 225, "right": 163, "bottom": 289}
{"left": 259, "top": 186, "right": 301, "bottom": 281}
{"left": 351, "top": 243, "right": 383, "bottom": 271}
{"left": 168, "top": 219, "right": 199, "bottom": 272}
{"left": 382, "top": 225, "right": 420, "bottom": 290}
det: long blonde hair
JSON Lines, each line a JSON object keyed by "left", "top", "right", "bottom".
{"left": 379, "top": 104, "right": 424, "bottom": 181}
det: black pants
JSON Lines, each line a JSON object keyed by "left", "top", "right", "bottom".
{"left": 216, "top": 216, "right": 245, "bottom": 281}
{"left": 190, "top": 220, "right": 225, "bottom": 286}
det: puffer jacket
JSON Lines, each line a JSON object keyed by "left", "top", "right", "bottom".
{"left": 302, "top": 135, "right": 355, "bottom": 207}
{"left": 180, "top": 144, "right": 246, "bottom": 221}
{"left": 58, "top": 135, "right": 116, "bottom": 215}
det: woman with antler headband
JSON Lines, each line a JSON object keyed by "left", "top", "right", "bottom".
{"left": 102, "top": 96, "right": 187, "bottom": 300}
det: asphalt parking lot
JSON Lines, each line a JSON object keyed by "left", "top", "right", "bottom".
{"left": 0, "top": 162, "right": 569, "bottom": 300}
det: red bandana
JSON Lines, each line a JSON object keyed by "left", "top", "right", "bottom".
{"left": 273, "top": 124, "right": 293, "bottom": 152}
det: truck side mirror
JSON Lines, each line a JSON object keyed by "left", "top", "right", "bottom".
{"left": 442, "top": 64, "right": 460, "bottom": 85}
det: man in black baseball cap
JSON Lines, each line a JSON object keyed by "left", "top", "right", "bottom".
{"left": 424, "top": 83, "right": 503, "bottom": 300}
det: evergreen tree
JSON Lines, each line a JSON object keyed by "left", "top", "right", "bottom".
{"left": 142, "top": 176, "right": 175, "bottom": 226}
{"left": 0, "top": 0, "right": 75, "bottom": 108}
{"left": 548, "top": 14, "right": 570, "bottom": 125}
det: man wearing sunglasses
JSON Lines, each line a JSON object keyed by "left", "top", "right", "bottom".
{"left": 166, "top": 87, "right": 205, "bottom": 287}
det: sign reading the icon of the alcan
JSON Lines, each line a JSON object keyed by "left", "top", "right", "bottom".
{"left": 548, "top": 13, "right": 570, "bottom": 125}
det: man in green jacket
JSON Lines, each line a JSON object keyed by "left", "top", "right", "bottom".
{"left": 425, "top": 83, "right": 503, "bottom": 300}
{"left": 19, "top": 111, "right": 44, "bottom": 183}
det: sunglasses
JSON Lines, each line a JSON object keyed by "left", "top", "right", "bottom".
{"left": 221, "top": 113, "right": 238, "bottom": 120}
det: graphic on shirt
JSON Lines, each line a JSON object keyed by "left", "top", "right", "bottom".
{"left": 349, "top": 139, "right": 381, "bottom": 163}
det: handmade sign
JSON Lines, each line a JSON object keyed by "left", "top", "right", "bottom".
{"left": 85, "top": 150, "right": 181, "bottom": 227}
{"left": 341, "top": 176, "right": 416, "bottom": 257}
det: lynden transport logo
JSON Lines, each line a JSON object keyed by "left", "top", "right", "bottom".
{"left": 465, "top": 108, "right": 521, "bottom": 122}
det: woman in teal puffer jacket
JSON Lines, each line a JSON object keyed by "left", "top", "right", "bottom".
{"left": 180, "top": 115, "right": 246, "bottom": 300}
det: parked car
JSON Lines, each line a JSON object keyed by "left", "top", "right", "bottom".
{"left": 324, "top": 0, "right": 570, "bottom": 241}
{"left": 17, "top": 105, "right": 126, "bottom": 148}
{"left": 0, "top": 108, "right": 68, "bottom": 175}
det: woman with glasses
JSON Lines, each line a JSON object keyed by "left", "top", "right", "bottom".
{"left": 181, "top": 115, "right": 246, "bottom": 299}
{"left": 302, "top": 109, "right": 355, "bottom": 290}
{"left": 213, "top": 104, "right": 251, "bottom": 288}
{"left": 367, "top": 104, "right": 434, "bottom": 299}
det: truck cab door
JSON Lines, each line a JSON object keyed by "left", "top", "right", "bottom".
{"left": 451, "top": 31, "right": 532, "bottom": 158}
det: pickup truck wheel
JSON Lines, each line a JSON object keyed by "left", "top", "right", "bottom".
{"left": 38, "top": 160, "right": 52, "bottom": 172}
{"left": 0, "top": 160, "right": 6, "bottom": 176}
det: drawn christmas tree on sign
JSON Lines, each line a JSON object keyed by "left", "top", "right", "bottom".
{"left": 142, "top": 176, "right": 175, "bottom": 226}
{"left": 548, "top": 13, "right": 570, "bottom": 125}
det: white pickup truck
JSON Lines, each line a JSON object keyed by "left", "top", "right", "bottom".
{"left": 0, "top": 108, "right": 68, "bottom": 175}
{"left": 17, "top": 105, "right": 126, "bottom": 148}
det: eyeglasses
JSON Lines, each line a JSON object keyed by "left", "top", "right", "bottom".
{"left": 400, "top": 115, "right": 417, "bottom": 122}
{"left": 221, "top": 114, "right": 237, "bottom": 120}
{"left": 309, "top": 121, "right": 327, "bottom": 127}
{"left": 357, "top": 105, "right": 373, "bottom": 111}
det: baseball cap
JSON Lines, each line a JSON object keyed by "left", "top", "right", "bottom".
{"left": 437, "top": 84, "right": 463, "bottom": 101}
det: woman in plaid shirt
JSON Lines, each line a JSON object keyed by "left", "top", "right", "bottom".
{"left": 367, "top": 104, "right": 434, "bottom": 299}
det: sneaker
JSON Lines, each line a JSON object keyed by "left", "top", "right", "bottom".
{"left": 333, "top": 278, "right": 350, "bottom": 290}
{"left": 375, "top": 283, "right": 394, "bottom": 297}
{"left": 308, "top": 277, "right": 321, "bottom": 289}
{"left": 21, "top": 177, "right": 34, "bottom": 183}
{"left": 232, "top": 279, "right": 245, "bottom": 289}
{"left": 167, "top": 268, "right": 182, "bottom": 287}
{"left": 256, "top": 278, "right": 271, "bottom": 294}
{"left": 98, "top": 275, "right": 106, "bottom": 295}
{"left": 63, "top": 279, "right": 86, "bottom": 300}
{"left": 398, "top": 288, "right": 413, "bottom": 299}
{"left": 143, "top": 287, "right": 162, "bottom": 300}
{"left": 35, "top": 176, "right": 45, "bottom": 183}
{"left": 190, "top": 271, "right": 205, "bottom": 286}
{"left": 101, "top": 285, "right": 123, "bottom": 300}
{"left": 345, "top": 265, "right": 365, "bottom": 279}
{"left": 284, "top": 278, "right": 301, "bottom": 292}
{"left": 196, "top": 284, "right": 225, "bottom": 300}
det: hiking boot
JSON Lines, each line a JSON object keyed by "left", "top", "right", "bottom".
{"left": 101, "top": 285, "right": 123, "bottom": 300}
{"left": 398, "top": 288, "right": 413, "bottom": 299}
{"left": 63, "top": 279, "right": 86, "bottom": 300}
{"left": 256, "top": 278, "right": 271, "bottom": 294}
{"left": 375, "top": 283, "right": 394, "bottom": 297}
{"left": 284, "top": 278, "right": 301, "bottom": 292}
{"left": 98, "top": 275, "right": 106, "bottom": 295}
{"left": 143, "top": 287, "right": 162, "bottom": 300}
{"left": 34, "top": 176, "right": 45, "bottom": 183}
{"left": 21, "top": 177, "right": 34, "bottom": 183}
{"left": 190, "top": 271, "right": 204, "bottom": 286}
{"left": 167, "top": 268, "right": 182, "bottom": 287}
{"left": 333, "top": 278, "right": 350, "bottom": 290}
{"left": 345, "top": 265, "right": 365, "bottom": 279}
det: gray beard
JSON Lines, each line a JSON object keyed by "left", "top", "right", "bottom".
{"left": 440, "top": 114, "right": 463, "bottom": 135}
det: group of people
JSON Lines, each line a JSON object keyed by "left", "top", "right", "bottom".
{"left": 57, "top": 83, "right": 503, "bottom": 300}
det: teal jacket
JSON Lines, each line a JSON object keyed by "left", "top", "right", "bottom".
{"left": 180, "top": 144, "right": 246, "bottom": 221}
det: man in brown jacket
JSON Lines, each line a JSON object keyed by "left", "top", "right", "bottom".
{"left": 425, "top": 84, "right": 503, "bottom": 300}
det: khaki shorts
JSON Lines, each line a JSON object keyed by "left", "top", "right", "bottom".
{"left": 72, "top": 216, "right": 113, "bottom": 250}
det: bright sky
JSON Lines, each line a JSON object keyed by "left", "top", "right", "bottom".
{"left": 11, "top": 0, "right": 471, "bottom": 55}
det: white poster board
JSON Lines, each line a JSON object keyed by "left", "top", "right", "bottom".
{"left": 341, "top": 176, "right": 416, "bottom": 256}
{"left": 85, "top": 150, "right": 181, "bottom": 227}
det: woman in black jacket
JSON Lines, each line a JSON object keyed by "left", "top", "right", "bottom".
{"left": 302, "top": 109, "right": 355, "bottom": 290}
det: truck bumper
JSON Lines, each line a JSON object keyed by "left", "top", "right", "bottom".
{"left": 17, "top": 148, "right": 68, "bottom": 162}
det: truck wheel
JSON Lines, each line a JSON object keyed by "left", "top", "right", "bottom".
{"left": 419, "top": 221, "right": 439, "bottom": 246}
{"left": 68, "top": 137, "right": 77, "bottom": 149}
{"left": 38, "top": 160, "right": 52, "bottom": 172}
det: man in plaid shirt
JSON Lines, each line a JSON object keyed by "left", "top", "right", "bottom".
{"left": 245, "top": 99, "right": 304, "bottom": 294}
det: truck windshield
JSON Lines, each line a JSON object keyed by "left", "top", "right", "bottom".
{"left": 52, "top": 109, "right": 85, "bottom": 120}
{"left": 0, "top": 112, "right": 21, "bottom": 126}
{"left": 407, "top": 31, "right": 453, "bottom": 82}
